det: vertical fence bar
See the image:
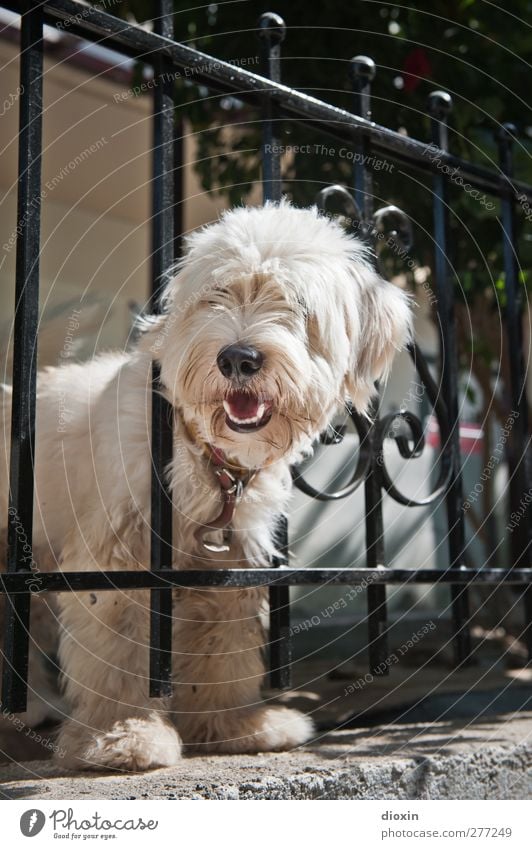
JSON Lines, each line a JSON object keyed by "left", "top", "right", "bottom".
{"left": 350, "top": 57, "right": 389, "bottom": 676}
{"left": 173, "top": 117, "right": 184, "bottom": 260}
{"left": 259, "top": 12, "right": 285, "bottom": 202}
{"left": 497, "top": 124, "right": 532, "bottom": 655}
{"left": 258, "top": 12, "right": 291, "bottom": 689}
{"left": 269, "top": 515, "right": 291, "bottom": 689}
{"left": 428, "top": 91, "right": 472, "bottom": 665}
{"left": 149, "top": 0, "right": 175, "bottom": 698}
{"left": 1, "top": 1, "right": 43, "bottom": 713}
{"left": 350, "top": 57, "right": 375, "bottom": 216}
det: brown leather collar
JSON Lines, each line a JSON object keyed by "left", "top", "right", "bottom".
{"left": 178, "top": 413, "right": 257, "bottom": 553}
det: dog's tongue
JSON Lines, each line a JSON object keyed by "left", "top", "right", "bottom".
{"left": 226, "top": 392, "right": 260, "bottom": 419}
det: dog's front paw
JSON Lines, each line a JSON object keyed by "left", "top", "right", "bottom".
{"left": 55, "top": 712, "right": 182, "bottom": 772}
{"left": 244, "top": 706, "right": 314, "bottom": 752}
{"left": 182, "top": 705, "right": 314, "bottom": 754}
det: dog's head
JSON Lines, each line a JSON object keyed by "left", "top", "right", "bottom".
{"left": 144, "top": 201, "right": 411, "bottom": 467}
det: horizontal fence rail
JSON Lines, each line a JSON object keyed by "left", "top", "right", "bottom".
{"left": 2, "top": 568, "right": 532, "bottom": 593}
{"left": 0, "top": 0, "right": 531, "bottom": 714}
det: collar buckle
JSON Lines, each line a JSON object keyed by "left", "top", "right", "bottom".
{"left": 215, "top": 468, "right": 244, "bottom": 500}
{"left": 194, "top": 466, "right": 247, "bottom": 553}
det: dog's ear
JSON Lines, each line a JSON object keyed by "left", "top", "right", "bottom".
{"left": 344, "top": 270, "right": 412, "bottom": 414}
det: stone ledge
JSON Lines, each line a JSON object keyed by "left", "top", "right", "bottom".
{"left": 1, "top": 713, "right": 531, "bottom": 800}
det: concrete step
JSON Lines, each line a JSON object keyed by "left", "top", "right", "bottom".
{"left": 1, "top": 712, "right": 531, "bottom": 799}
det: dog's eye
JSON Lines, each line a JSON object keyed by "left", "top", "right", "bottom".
{"left": 210, "top": 287, "right": 229, "bottom": 299}
{"left": 203, "top": 288, "right": 230, "bottom": 308}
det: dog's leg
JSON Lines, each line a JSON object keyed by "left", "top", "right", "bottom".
{"left": 172, "top": 586, "right": 313, "bottom": 753}
{"left": 56, "top": 584, "right": 182, "bottom": 772}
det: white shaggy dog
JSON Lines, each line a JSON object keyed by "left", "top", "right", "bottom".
{"left": 0, "top": 201, "right": 411, "bottom": 771}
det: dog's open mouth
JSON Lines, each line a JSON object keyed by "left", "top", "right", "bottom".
{"left": 222, "top": 392, "right": 273, "bottom": 433}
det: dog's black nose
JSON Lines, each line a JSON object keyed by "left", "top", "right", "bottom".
{"left": 217, "top": 344, "right": 263, "bottom": 380}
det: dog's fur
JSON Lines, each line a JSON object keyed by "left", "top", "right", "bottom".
{"left": 0, "top": 201, "right": 411, "bottom": 771}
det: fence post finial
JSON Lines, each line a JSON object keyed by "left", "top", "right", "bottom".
{"left": 497, "top": 122, "right": 517, "bottom": 173}
{"left": 428, "top": 90, "right": 453, "bottom": 117}
{"left": 350, "top": 55, "right": 376, "bottom": 123}
{"left": 428, "top": 90, "right": 452, "bottom": 151}
{"left": 258, "top": 11, "right": 286, "bottom": 45}
{"left": 350, "top": 55, "right": 376, "bottom": 83}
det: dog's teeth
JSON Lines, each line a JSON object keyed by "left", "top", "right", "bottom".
{"left": 223, "top": 400, "right": 266, "bottom": 425}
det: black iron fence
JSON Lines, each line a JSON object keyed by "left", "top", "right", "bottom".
{"left": 1, "top": 0, "right": 531, "bottom": 713}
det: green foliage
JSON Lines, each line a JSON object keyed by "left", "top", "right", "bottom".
{"left": 113, "top": 1, "right": 531, "bottom": 307}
